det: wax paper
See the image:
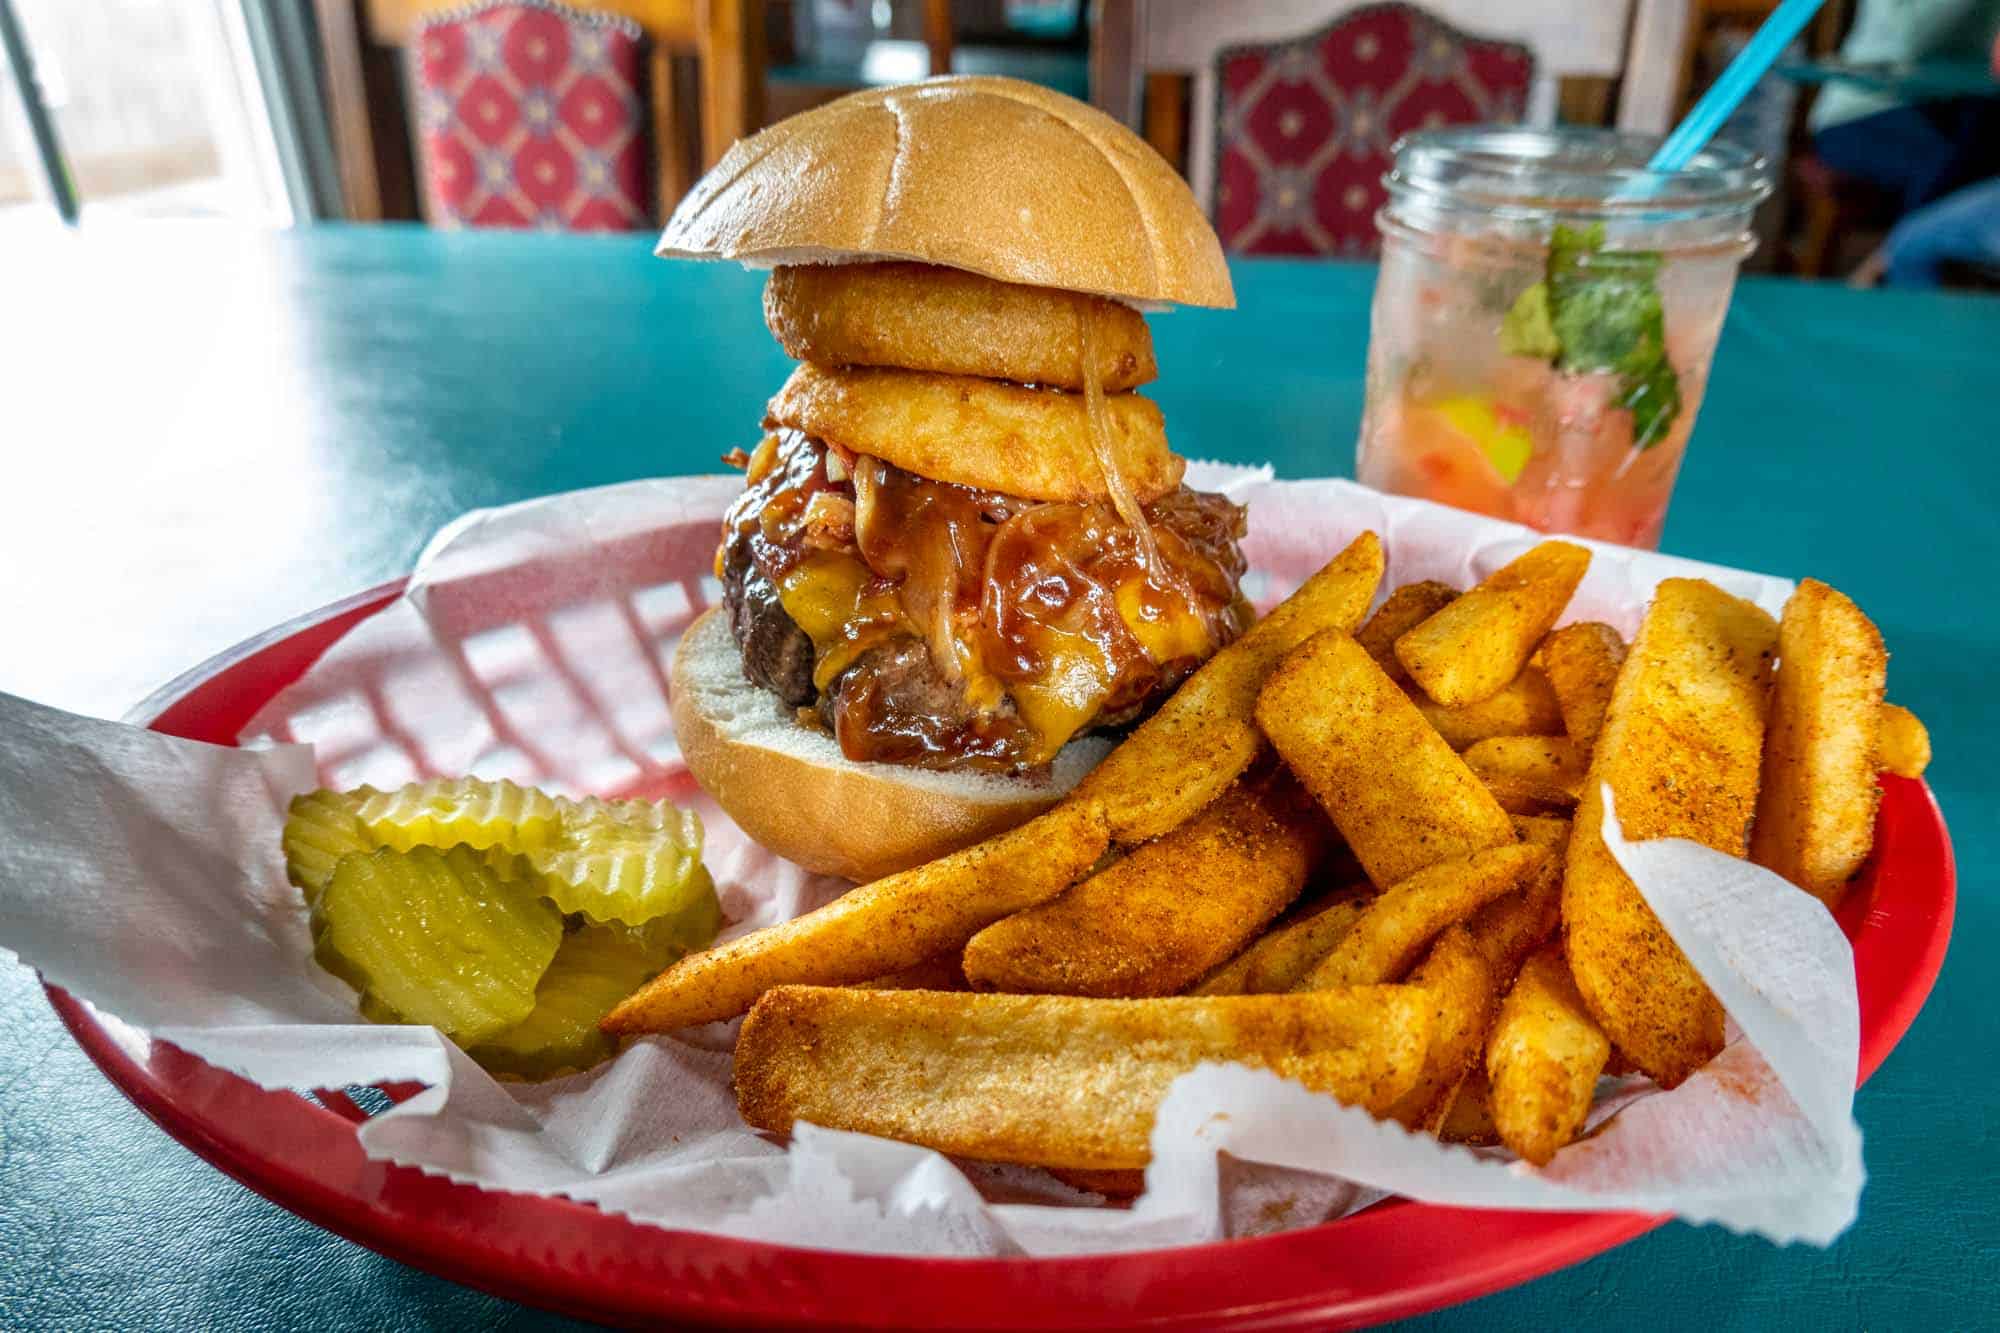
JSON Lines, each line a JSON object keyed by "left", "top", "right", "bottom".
{"left": 0, "top": 472, "right": 1865, "bottom": 1255}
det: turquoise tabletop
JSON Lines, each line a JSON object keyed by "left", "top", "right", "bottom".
{"left": 1, "top": 224, "right": 1994, "bottom": 1329}
{"left": 1774, "top": 57, "right": 2000, "bottom": 100}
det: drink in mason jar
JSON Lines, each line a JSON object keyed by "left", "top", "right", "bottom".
{"left": 1357, "top": 129, "right": 1770, "bottom": 548}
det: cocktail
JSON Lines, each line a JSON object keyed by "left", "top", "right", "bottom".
{"left": 1357, "top": 129, "right": 1770, "bottom": 548}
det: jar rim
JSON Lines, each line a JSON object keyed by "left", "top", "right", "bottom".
{"left": 1386, "top": 126, "right": 1772, "bottom": 222}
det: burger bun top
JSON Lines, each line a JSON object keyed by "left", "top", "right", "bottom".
{"left": 657, "top": 75, "right": 1234, "bottom": 310}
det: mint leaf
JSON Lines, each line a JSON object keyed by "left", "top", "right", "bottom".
{"left": 1514, "top": 223, "right": 1683, "bottom": 449}
{"left": 1500, "top": 282, "right": 1560, "bottom": 359}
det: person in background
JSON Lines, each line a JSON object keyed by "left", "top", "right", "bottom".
{"left": 1846, "top": 176, "right": 2000, "bottom": 285}
{"left": 1810, "top": 0, "right": 2000, "bottom": 213}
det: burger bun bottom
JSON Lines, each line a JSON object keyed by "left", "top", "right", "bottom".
{"left": 670, "top": 607, "right": 1111, "bottom": 883}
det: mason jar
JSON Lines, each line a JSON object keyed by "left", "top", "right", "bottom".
{"left": 1356, "top": 128, "right": 1771, "bottom": 548}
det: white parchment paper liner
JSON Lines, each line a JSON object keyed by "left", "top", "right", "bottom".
{"left": 0, "top": 472, "right": 1864, "bottom": 1255}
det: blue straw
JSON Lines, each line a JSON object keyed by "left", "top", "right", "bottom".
{"left": 1647, "top": 0, "right": 1827, "bottom": 172}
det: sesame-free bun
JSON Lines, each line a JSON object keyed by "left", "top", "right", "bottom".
{"left": 658, "top": 75, "right": 1234, "bottom": 310}
{"left": 671, "top": 608, "right": 1111, "bottom": 883}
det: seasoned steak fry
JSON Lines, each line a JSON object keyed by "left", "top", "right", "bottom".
{"left": 1562, "top": 578, "right": 1777, "bottom": 1087}
{"left": 1387, "top": 926, "right": 1497, "bottom": 1131}
{"left": 1487, "top": 945, "right": 1610, "bottom": 1165}
{"left": 1257, "top": 630, "right": 1516, "bottom": 888}
{"left": 1396, "top": 542, "right": 1590, "bottom": 706}
{"left": 962, "top": 769, "right": 1328, "bottom": 997}
{"left": 1876, "top": 702, "right": 1931, "bottom": 779}
{"left": 602, "top": 801, "right": 1108, "bottom": 1033}
{"left": 735, "top": 985, "right": 1433, "bottom": 1170}
{"left": 1299, "top": 843, "right": 1547, "bottom": 988}
{"left": 1355, "top": 581, "right": 1460, "bottom": 681}
{"left": 1463, "top": 815, "right": 1568, "bottom": 980}
{"left": 1077, "top": 533, "right": 1384, "bottom": 843}
{"left": 1410, "top": 669, "right": 1565, "bottom": 749}
{"left": 1538, "top": 621, "right": 1627, "bottom": 753}
{"left": 1191, "top": 890, "right": 1371, "bottom": 996}
{"left": 1750, "top": 580, "right": 1889, "bottom": 905}
{"left": 1463, "top": 735, "right": 1585, "bottom": 814}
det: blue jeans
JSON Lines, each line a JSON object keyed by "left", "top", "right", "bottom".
{"left": 1884, "top": 177, "right": 2000, "bottom": 287}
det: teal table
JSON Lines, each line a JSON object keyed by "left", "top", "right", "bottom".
{"left": 1, "top": 224, "right": 1994, "bottom": 1329}
{"left": 1774, "top": 57, "right": 1999, "bottom": 100}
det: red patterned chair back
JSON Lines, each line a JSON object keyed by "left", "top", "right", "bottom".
{"left": 414, "top": 0, "right": 651, "bottom": 231}
{"left": 1213, "top": 3, "right": 1533, "bottom": 257}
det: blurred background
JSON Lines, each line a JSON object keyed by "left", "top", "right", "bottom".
{"left": 2, "top": 0, "right": 1997, "bottom": 285}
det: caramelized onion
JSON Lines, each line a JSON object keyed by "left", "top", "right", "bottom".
{"left": 1079, "top": 303, "right": 1164, "bottom": 583}
{"left": 799, "top": 491, "right": 856, "bottom": 551}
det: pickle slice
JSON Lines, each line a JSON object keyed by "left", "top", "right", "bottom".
{"left": 619, "top": 863, "right": 722, "bottom": 956}
{"left": 314, "top": 845, "right": 563, "bottom": 1044}
{"left": 282, "top": 788, "right": 379, "bottom": 905}
{"left": 469, "top": 922, "right": 685, "bottom": 1079}
{"left": 354, "top": 777, "right": 563, "bottom": 856}
{"left": 525, "top": 796, "right": 709, "bottom": 927}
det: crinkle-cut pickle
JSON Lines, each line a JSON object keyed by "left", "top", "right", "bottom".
{"left": 526, "top": 795, "right": 709, "bottom": 927}
{"left": 471, "top": 922, "right": 688, "bottom": 1079}
{"left": 355, "top": 776, "right": 563, "bottom": 855}
{"left": 282, "top": 788, "right": 378, "bottom": 905}
{"left": 314, "top": 845, "right": 563, "bottom": 1045}
{"left": 344, "top": 777, "right": 709, "bottom": 929}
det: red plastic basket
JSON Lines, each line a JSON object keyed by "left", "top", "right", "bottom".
{"left": 45, "top": 583, "right": 1956, "bottom": 1331}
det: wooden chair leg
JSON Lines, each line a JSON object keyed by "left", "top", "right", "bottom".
{"left": 1144, "top": 72, "right": 1186, "bottom": 175}
{"left": 923, "top": 0, "right": 954, "bottom": 75}
{"left": 650, "top": 46, "right": 693, "bottom": 217}
{"left": 698, "top": 0, "right": 765, "bottom": 170}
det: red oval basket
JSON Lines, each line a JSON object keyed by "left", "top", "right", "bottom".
{"left": 46, "top": 582, "right": 1956, "bottom": 1331}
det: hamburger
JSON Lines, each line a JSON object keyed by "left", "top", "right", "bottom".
{"left": 662, "top": 76, "right": 1247, "bottom": 881}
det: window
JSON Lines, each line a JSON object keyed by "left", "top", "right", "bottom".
{"left": 2, "top": 0, "right": 291, "bottom": 225}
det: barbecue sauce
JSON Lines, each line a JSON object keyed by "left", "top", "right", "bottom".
{"left": 720, "top": 430, "right": 1248, "bottom": 773}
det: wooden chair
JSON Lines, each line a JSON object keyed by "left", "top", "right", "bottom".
{"left": 314, "top": 0, "right": 764, "bottom": 222}
{"left": 1093, "top": 0, "right": 1694, "bottom": 255}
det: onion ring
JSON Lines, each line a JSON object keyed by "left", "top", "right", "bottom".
{"left": 765, "top": 262, "right": 1157, "bottom": 392}
{"left": 767, "top": 364, "right": 1184, "bottom": 505}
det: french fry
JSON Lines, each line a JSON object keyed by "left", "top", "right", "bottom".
{"left": 1046, "top": 1167, "right": 1147, "bottom": 1198}
{"left": 1256, "top": 631, "right": 1517, "bottom": 888}
{"left": 1537, "top": 621, "right": 1627, "bottom": 753}
{"left": 1354, "top": 581, "right": 1460, "bottom": 680}
{"left": 857, "top": 949, "right": 969, "bottom": 991}
{"left": 1563, "top": 578, "right": 1777, "bottom": 1087}
{"left": 1465, "top": 815, "right": 1568, "bottom": 979}
{"left": 1439, "top": 1066, "right": 1500, "bottom": 1145}
{"left": 1410, "top": 669, "right": 1565, "bottom": 749}
{"left": 1395, "top": 541, "right": 1591, "bottom": 706}
{"left": 601, "top": 801, "right": 1109, "bottom": 1033}
{"left": 1074, "top": 532, "right": 1384, "bottom": 844}
{"left": 1298, "top": 843, "right": 1547, "bottom": 988}
{"left": 1486, "top": 945, "right": 1610, "bottom": 1165}
{"left": 1750, "top": 580, "right": 1889, "bottom": 906}
{"left": 962, "top": 769, "right": 1328, "bottom": 997}
{"left": 1190, "top": 888, "right": 1372, "bottom": 995}
{"left": 1386, "top": 926, "right": 1497, "bottom": 1131}
{"left": 1463, "top": 736, "right": 1584, "bottom": 814}
{"left": 734, "top": 985, "right": 1433, "bottom": 1170}
{"left": 1877, "top": 702, "right": 1931, "bottom": 779}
